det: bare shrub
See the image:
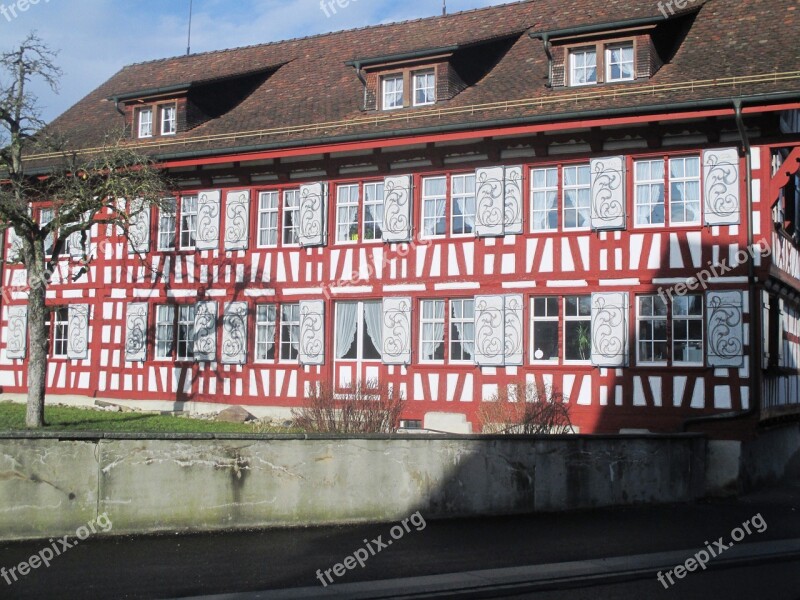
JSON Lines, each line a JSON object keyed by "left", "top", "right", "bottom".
{"left": 478, "top": 382, "right": 574, "bottom": 434}
{"left": 292, "top": 379, "right": 405, "bottom": 434}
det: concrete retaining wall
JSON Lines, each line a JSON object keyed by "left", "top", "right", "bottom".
{"left": 741, "top": 424, "right": 800, "bottom": 489}
{"left": 0, "top": 433, "right": 705, "bottom": 541}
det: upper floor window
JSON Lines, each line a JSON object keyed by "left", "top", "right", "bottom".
{"left": 421, "top": 176, "right": 447, "bottom": 237}
{"left": 283, "top": 190, "right": 300, "bottom": 246}
{"left": 413, "top": 70, "right": 436, "bottom": 106}
{"left": 531, "top": 167, "right": 559, "bottom": 232}
{"left": 336, "top": 184, "right": 360, "bottom": 243}
{"left": 606, "top": 43, "right": 634, "bottom": 82}
{"left": 157, "top": 198, "right": 177, "bottom": 251}
{"left": 180, "top": 196, "right": 198, "bottom": 250}
{"left": 570, "top": 47, "right": 597, "bottom": 86}
{"left": 39, "top": 208, "right": 54, "bottom": 255}
{"left": 258, "top": 191, "right": 279, "bottom": 248}
{"left": 451, "top": 174, "right": 475, "bottom": 236}
{"left": 563, "top": 165, "right": 591, "bottom": 230}
{"left": 161, "top": 104, "right": 177, "bottom": 135}
{"left": 635, "top": 156, "right": 701, "bottom": 227}
{"left": 382, "top": 74, "right": 404, "bottom": 110}
{"left": 363, "top": 182, "right": 384, "bottom": 242}
{"left": 137, "top": 108, "right": 153, "bottom": 138}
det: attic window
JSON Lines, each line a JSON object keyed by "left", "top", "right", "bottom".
{"left": 161, "top": 104, "right": 177, "bottom": 135}
{"left": 567, "top": 39, "right": 636, "bottom": 86}
{"left": 380, "top": 67, "right": 438, "bottom": 110}
{"left": 137, "top": 108, "right": 153, "bottom": 138}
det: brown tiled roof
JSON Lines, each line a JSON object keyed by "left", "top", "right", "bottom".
{"left": 32, "top": 0, "right": 800, "bottom": 164}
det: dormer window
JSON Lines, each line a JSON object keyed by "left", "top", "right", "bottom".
{"left": 137, "top": 107, "right": 153, "bottom": 138}
{"left": 382, "top": 74, "right": 404, "bottom": 110}
{"left": 413, "top": 70, "right": 436, "bottom": 106}
{"left": 161, "top": 104, "right": 177, "bottom": 135}
{"left": 569, "top": 47, "right": 597, "bottom": 86}
{"left": 566, "top": 39, "right": 638, "bottom": 87}
{"left": 606, "top": 42, "right": 634, "bottom": 82}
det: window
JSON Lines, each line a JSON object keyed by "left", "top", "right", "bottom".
{"left": 283, "top": 190, "right": 300, "bottom": 246}
{"left": 449, "top": 299, "right": 475, "bottom": 363}
{"left": 335, "top": 301, "right": 382, "bottom": 361}
{"left": 180, "top": 196, "right": 198, "bottom": 250}
{"left": 413, "top": 70, "right": 436, "bottom": 106}
{"left": 280, "top": 303, "right": 300, "bottom": 361}
{"left": 258, "top": 192, "right": 279, "bottom": 247}
{"left": 40, "top": 208, "right": 54, "bottom": 255}
{"left": 155, "top": 305, "right": 175, "bottom": 359}
{"left": 255, "top": 304, "right": 277, "bottom": 361}
{"left": 336, "top": 184, "right": 360, "bottom": 242}
{"left": 363, "top": 182, "right": 384, "bottom": 241}
{"left": 531, "top": 297, "right": 559, "bottom": 361}
{"left": 160, "top": 104, "right": 177, "bottom": 135}
{"left": 451, "top": 174, "right": 476, "bottom": 236}
{"left": 138, "top": 108, "right": 153, "bottom": 138}
{"left": 422, "top": 177, "right": 447, "bottom": 237}
{"left": 563, "top": 165, "right": 591, "bottom": 229}
{"left": 635, "top": 160, "right": 665, "bottom": 226}
{"left": 673, "top": 295, "right": 703, "bottom": 364}
{"left": 669, "top": 157, "right": 701, "bottom": 224}
{"left": 176, "top": 305, "right": 196, "bottom": 361}
{"left": 50, "top": 307, "right": 69, "bottom": 358}
{"left": 382, "top": 74, "right": 404, "bottom": 110}
{"left": 564, "top": 296, "right": 592, "bottom": 361}
{"left": 606, "top": 43, "right": 634, "bottom": 82}
{"left": 420, "top": 299, "right": 445, "bottom": 362}
{"left": 637, "top": 296, "right": 668, "bottom": 363}
{"left": 570, "top": 47, "right": 597, "bottom": 86}
{"left": 157, "top": 198, "right": 177, "bottom": 251}
{"left": 531, "top": 167, "right": 559, "bottom": 231}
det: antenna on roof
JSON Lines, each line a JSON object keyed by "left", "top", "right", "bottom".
{"left": 442, "top": 0, "right": 447, "bottom": 16}
{"left": 186, "top": 0, "right": 193, "bottom": 56}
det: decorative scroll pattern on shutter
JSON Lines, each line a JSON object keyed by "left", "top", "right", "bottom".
{"left": 706, "top": 291, "right": 744, "bottom": 367}
{"left": 224, "top": 191, "right": 250, "bottom": 251}
{"left": 8, "top": 227, "right": 23, "bottom": 262}
{"left": 67, "top": 304, "right": 90, "bottom": 360}
{"left": 221, "top": 302, "right": 248, "bottom": 365}
{"left": 128, "top": 200, "right": 150, "bottom": 255}
{"left": 382, "top": 297, "right": 412, "bottom": 365}
{"left": 504, "top": 294, "right": 524, "bottom": 366}
{"left": 298, "top": 183, "right": 327, "bottom": 247}
{"left": 591, "top": 292, "right": 629, "bottom": 367}
{"left": 590, "top": 156, "right": 626, "bottom": 230}
{"left": 193, "top": 301, "right": 218, "bottom": 362}
{"left": 383, "top": 175, "right": 412, "bottom": 242}
{"left": 703, "top": 148, "right": 741, "bottom": 226}
{"left": 124, "top": 303, "right": 148, "bottom": 363}
{"left": 6, "top": 305, "right": 28, "bottom": 360}
{"left": 504, "top": 167, "right": 523, "bottom": 235}
{"left": 474, "top": 295, "right": 505, "bottom": 366}
{"left": 475, "top": 167, "right": 506, "bottom": 237}
{"left": 68, "top": 212, "right": 93, "bottom": 258}
{"left": 299, "top": 300, "right": 325, "bottom": 365}
{"left": 196, "top": 191, "right": 221, "bottom": 251}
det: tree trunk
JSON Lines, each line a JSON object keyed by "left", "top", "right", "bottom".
{"left": 25, "top": 255, "right": 48, "bottom": 428}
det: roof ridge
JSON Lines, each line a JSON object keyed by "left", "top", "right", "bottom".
{"left": 120, "top": 0, "right": 537, "bottom": 70}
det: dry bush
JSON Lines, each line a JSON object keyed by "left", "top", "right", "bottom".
{"left": 478, "top": 382, "right": 574, "bottom": 434}
{"left": 292, "top": 379, "right": 405, "bottom": 434}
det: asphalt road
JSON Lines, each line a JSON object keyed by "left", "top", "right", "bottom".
{"left": 1, "top": 484, "right": 798, "bottom": 599}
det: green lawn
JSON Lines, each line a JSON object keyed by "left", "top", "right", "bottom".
{"left": 0, "top": 401, "right": 294, "bottom": 434}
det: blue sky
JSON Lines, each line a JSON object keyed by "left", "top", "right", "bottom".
{"left": 1, "top": 0, "right": 510, "bottom": 123}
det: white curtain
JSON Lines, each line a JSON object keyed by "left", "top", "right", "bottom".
{"left": 363, "top": 302, "right": 383, "bottom": 357}
{"left": 454, "top": 320, "right": 474, "bottom": 360}
{"left": 335, "top": 303, "right": 359, "bottom": 359}
{"left": 455, "top": 196, "right": 476, "bottom": 232}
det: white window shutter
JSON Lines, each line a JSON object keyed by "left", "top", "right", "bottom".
{"left": 703, "top": 148, "right": 741, "bottom": 226}
{"left": 590, "top": 156, "right": 626, "bottom": 230}
{"left": 6, "top": 305, "right": 28, "bottom": 360}
{"left": 591, "top": 292, "right": 629, "bottom": 367}
{"left": 221, "top": 301, "right": 248, "bottom": 365}
{"left": 8, "top": 227, "right": 23, "bottom": 262}
{"left": 382, "top": 175, "right": 413, "bottom": 242}
{"left": 224, "top": 190, "right": 250, "bottom": 251}
{"left": 382, "top": 297, "right": 412, "bottom": 365}
{"left": 299, "top": 300, "right": 325, "bottom": 365}
{"left": 504, "top": 166, "right": 524, "bottom": 235}
{"left": 124, "top": 303, "right": 149, "bottom": 363}
{"left": 298, "top": 183, "right": 327, "bottom": 247}
{"left": 474, "top": 295, "right": 505, "bottom": 366}
{"left": 475, "top": 167, "right": 506, "bottom": 237}
{"left": 504, "top": 294, "right": 524, "bottom": 366}
{"left": 193, "top": 301, "right": 218, "bottom": 362}
{"left": 706, "top": 291, "right": 744, "bottom": 367}
{"left": 128, "top": 200, "right": 150, "bottom": 255}
{"left": 67, "top": 304, "right": 90, "bottom": 360}
{"left": 196, "top": 190, "right": 221, "bottom": 251}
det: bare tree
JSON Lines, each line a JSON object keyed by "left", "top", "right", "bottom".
{"left": 0, "top": 34, "right": 169, "bottom": 428}
{"left": 478, "top": 382, "right": 574, "bottom": 434}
